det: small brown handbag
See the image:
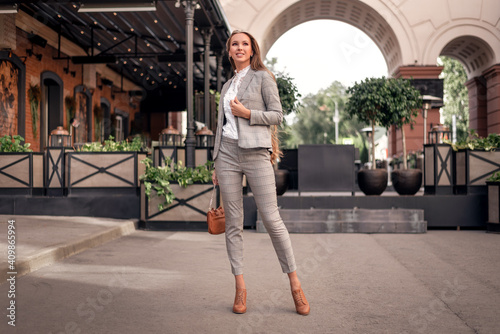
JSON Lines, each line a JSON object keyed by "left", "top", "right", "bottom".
{"left": 207, "top": 185, "right": 225, "bottom": 234}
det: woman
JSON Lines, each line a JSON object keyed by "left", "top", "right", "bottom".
{"left": 212, "top": 30, "right": 310, "bottom": 316}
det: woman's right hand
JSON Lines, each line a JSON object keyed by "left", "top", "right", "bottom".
{"left": 212, "top": 169, "right": 219, "bottom": 185}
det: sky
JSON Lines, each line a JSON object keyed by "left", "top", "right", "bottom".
{"left": 265, "top": 20, "right": 388, "bottom": 98}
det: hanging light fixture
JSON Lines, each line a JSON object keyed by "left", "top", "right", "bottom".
{"left": 78, "top": 1, "right": 156, "bottom": 12}
{"left": 0, "top": 4, "right": 17, "bottom": 14}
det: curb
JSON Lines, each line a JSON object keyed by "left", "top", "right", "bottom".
{"left": 1, "top": 220, "right": 138, "bottom": 283}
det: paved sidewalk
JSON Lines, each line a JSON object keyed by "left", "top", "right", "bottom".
{"left": 0, "top": 215, "right": 137, "bottom": 282}
{"left": 1, "top": 216, "right": 500, "bottom": 333}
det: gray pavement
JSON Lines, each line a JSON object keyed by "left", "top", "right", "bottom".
{"left": 1, "top": 215, "right": 500, "bottom": 333}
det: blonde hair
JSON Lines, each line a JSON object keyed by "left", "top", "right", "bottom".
{"left": 226, "top": 30, "right": 282, "bottom": 164}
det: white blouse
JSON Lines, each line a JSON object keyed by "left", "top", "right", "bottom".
{"left": 222, "top": 65, "right": 251, "bottom": 140}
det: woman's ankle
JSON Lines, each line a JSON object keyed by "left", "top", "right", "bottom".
{"left": 235, "top": 274, "right": 246, "bottom": 290}
{"left": 287, "top": 271, "right": 301, "bottom": 290}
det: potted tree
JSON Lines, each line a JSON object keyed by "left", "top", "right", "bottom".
{"left": 267, "top": 59, "right": 301, "bottom": 195}
{"left": 384, "top": 78, "right": 422, "bottom": 195}
{"left": 275, "top": 70, "right": 300, "bottom": 195}
{"left": 345, "top": 77, "right": 389, "bottom": 195}
{"left": 346, "top": 77, "right": 422, "bottom": 195}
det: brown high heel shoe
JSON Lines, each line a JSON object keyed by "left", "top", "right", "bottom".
{"left": 233, "top": 289, "right": 247, "bottom": 314}
{"left": 292, "top": 288, "right": 310, "bottom": 315}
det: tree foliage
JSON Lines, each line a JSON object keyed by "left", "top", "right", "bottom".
{"left": 439, "top": 56, "right": 469, "bottom": 142}
{"left": 265, "top": 58, "right": 301, "bottom": 119}
{"left": 346, "top": 77, "right": 421, "bottom": 169}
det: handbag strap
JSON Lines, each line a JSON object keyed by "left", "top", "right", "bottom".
{"left": 209, "top": 184, "right": 217, "bottom": 210}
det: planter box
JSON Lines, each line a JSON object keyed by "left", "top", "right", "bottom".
{"left": 67, "top": 152, "right": 146, "bottom": 195}
{"left": 487, "top": 181, "right": 500, "bottom": 232}
{"left": 141, "top": 181, "right": 215, "bottom": 230}
{"left": 424, "top": 144, "right": 454, "bottom": 195}
{"left": 455, "top": 150, "right": 500, "bottom": 194}
{"left": 153, "top": 146, "right": 185, "bottom": 167}
{"left": 153, "top": 146, "right": 212, "bottom": 167}
{"left": 0, "top": 152, "right": 43, "bottom": 195}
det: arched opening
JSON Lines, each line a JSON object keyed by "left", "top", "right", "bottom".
{"left": 265, "top": 19, "right": 388, "bottom": 163}
{"left": 439, "top": 36, "right": 495, "bottom": 79}
{"left": 439, "top": 36, "right": 496, "bottom": 138}
{"left": 40, "top": 72, "right": 63, "bottom": 150}
{"left": 266, "top": 20, "right": 388, "bottom": 95}
{"left": 261, "top": 0, "right": 402, "bottom": 75}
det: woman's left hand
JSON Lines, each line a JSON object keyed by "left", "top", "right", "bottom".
{"left": 230, "top": 97, "right": 251, "bottom": 119}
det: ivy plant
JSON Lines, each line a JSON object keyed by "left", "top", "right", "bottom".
{"left": 0, "top": 135, "right": 32, "bottom": 152}
{"left": 28, "top": 84, "right": 41, "bottom": 139}
{"left": 140, "top": 157, "right": 214, "bottom": 211}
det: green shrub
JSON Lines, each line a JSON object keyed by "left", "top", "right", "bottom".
{"left": 0, "top": 135, "right": 32, "bottom": 152}
{"left": 77, "top": 136, "right": 144, "bottom": 152}
{"left": 446, "top": 130, "right": 500, "bottom": 151}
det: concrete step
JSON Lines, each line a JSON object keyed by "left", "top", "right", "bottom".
{"left": 257, "top": 208, "right": 426, "bottom": 233}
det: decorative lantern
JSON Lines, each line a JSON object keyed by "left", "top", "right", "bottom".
{"left": 49, "top": 126, "right": 71, "bottom": 147}
{"left": 159, "top": 125, "right": 182, "bottom": 146}
{"left": 428, "top": 124, "right": 451, "bottom": 144}
{"left": 195, "top": 126, "right": 214, "bottom": 147}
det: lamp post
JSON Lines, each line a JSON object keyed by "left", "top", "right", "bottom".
{"left": 333, "top": 100, "right": 339, "bottom": 144}
{"left": 183, "top": 0, "right": 198, "bottom": 168}
{"left": 422, "top": 101, "right": 431, "bottom": 145}
{"left": 421, "top": 95, "right": 443, "bottom": 146}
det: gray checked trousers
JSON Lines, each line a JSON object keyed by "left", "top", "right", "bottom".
{"left": 214, "top": 136, "right": 297, "bottom": 276}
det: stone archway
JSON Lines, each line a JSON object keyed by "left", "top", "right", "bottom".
{"left": 437, "top": 35, "right": 497, "bottom": 137}
{"left": 221, "top": 0, "right": 500, "bottom": 155}
{"left": 259, "top": 0, "right": 403, "bottom": 75}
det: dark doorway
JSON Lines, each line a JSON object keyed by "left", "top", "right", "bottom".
{"left": 40, "top": 72, "right": 63, "bottom": 149}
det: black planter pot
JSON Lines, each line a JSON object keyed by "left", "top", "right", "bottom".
{"left": 274, "top": 169, "right": 290, "bottom": 196}
{"left": 391, "top": 169, "right": 422, "bottom": 195}
{"left": 358, "top": 169, "right": 388, "bottom": 195}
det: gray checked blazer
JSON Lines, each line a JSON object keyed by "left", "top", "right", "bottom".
{"left": 212, "top": 68, "right": 283, "bottom": 161}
